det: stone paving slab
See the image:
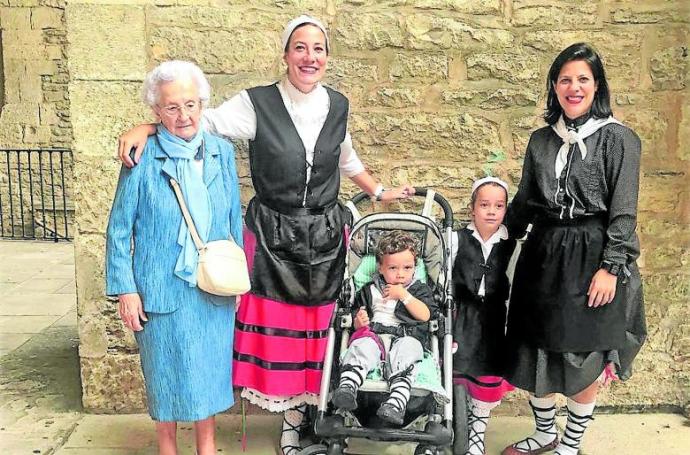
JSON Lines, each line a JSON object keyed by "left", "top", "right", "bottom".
{"left": 48, "top": 412, "right": 690, "bottom": 455}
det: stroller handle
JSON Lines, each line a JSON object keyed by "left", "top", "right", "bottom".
{"left": 349, "top": 187, "right": 454, "bottom": 229}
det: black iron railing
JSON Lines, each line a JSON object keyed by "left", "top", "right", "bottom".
{"left": 0, "top": 149, "right": 73, "bottom": 241}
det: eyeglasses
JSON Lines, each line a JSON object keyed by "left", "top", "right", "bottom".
{"left": 158, "top": 100, "right": 201, "bottom": 117}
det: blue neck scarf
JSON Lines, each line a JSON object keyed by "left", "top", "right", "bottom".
{"left": 157, "top": 124, "right": 211, "bottom": 287}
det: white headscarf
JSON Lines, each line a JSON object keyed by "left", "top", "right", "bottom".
{"left": 471, "top": 176, "right": 509, "bottom": 197}
{"left": 281, "top": 15, "right": 330, "bottom": 53}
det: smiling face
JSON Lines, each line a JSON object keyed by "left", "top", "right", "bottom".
{"left": 153, "top": 78, "right": 202, "bottom": 141}
{"left": 554, "top": 59, "right": 598, "bottom": 120}
{"left": 283, "top": 24, "right": 328, "bottom": 93}
{"left": 471, "top": 183, "right": 507, "bottom": 240}
{"left": 378, "top": 249, "right": 416, "bottom": 287}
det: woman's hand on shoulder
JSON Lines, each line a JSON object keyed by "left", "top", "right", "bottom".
{"left": 118, "top": 292, "right": 147, "bottom": 331}
{"left": 118, "top": 123, "right": 157, "bottom": 168}
{"left": 587, "top": 269, "right": 617, "bottom": 308}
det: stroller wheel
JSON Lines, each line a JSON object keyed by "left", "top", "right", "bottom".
{"left": 452, "top": 384, "right": 469, "bottom": 455}
{"left": 414, "top": 445, "right": 443, "bottom": 455}
{"left": 325, "top": 440, "right": 345, "bottom": 455}
{"left": 298, "top": 443, "right": 327, "bottom": 455}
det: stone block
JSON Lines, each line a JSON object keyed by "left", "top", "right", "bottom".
{"left": 365, "top": 86, "right": 423, "bottom": 108}
{"left": 350, "top": 111, "right": 501, "bottom": 161}
{"left": 39, "top": 104, "right": 60, "bottom": 125}
{"left": 34, "top": 59, "right": 59, "bottom": 75}
{"left": 150, "top": 27, "right": 278, "bottom": 75}
{"left": 147, "top": 5, "right": 291, "bottom": 30}
{"left": 73, "top": 156, "right": 121, "bottom": 235}
{"left": 334, "top": 12, "right": 404, "bottom": 50}
{"left": 679, "top": 98, "right": 690, "bottom": 162}
{"left": 466, "top": 52, "right": 541, "bottom": 84}
{"left": 617, "top": 103, "right": 670, "bottom": 165}
{"left": 639, "top": 172, "right": 687, "bottom": 218}
{"left": 205, "top": 74, "right": 272, "bottom": 109}
{"left": 328, "top": 57, "right": 378, "bottom": 82}
{"left": 650, "top": 46, "right": 688, "bottom": 91}
{"left": 405, "top": 13, "right": 514, "bottom": 51}
{"left": 522, "top": 29, "right": 642, "bottom": 87}
{"left": 442, "top": 87, "right": 539, "bottom": 111}
{"left": 66, "top": 5, "right": 146, "bottom": 80}
{"left": 22, "top": 125, "right": 52, "bottom": 144}
{"left": 74, "top": 232, "right": 107, "bottom": 303}
{"left": 0, "top": 123, "right": 24, "bottom": 147}
{"left": 390, "top": 52, "right": 448, "bottom": 80}
{"left": 69, "top": 80, "right": 150, "bottom": 158}
{"left": 80, "top": 354, "right": 147, "bottom": 413}
{"left": 0, "top": 6, "right": 30, "bottom": 29}
{"left": 609, "top": 2, "right": 688, "bottom": 24}
{"left": 78, "top": 316, "right": 108, "bottom": 358}
{"left": 0, "top": 102, "right": 40, "bottom": 124}
{"left": 335, "top": 0, "right": 500, "bottom": 15}
{"left": 30, "top": 6, "right": 63, "bottom": 29}
{"left": 511, "top": 0, "right": 598, "bottom": 27}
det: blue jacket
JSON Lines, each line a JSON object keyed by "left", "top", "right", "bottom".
{"left": 105, "top": 132, "right": 243, "bottom": 313}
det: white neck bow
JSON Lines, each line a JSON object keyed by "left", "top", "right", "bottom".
{"left": 551, "top": 115, "right": 622, "bottom": 177}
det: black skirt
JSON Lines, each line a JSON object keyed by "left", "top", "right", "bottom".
{"left": 453, "top": 294, "right": 507, "bottom": 378}
{"left": 505, "top": 215, "right": 646, "bottom": 395}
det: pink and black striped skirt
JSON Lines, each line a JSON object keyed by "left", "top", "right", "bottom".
{"left": 232, "top": 228, "right": 335, "bottom": 409}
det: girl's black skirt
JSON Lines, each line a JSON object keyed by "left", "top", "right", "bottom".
{"left": 505, "top": 215, "right": 646, "bottom": 396}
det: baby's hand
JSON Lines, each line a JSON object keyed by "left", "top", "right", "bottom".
{"left": 383, "top": 284, "right": 407, "bottom": 301}
{"left": 353, "top": 307, "right": 370, "bottom": 329}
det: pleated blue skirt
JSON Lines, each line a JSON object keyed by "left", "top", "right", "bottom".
{"left": 135, "top": 294, "right": 235, "bottom": 422}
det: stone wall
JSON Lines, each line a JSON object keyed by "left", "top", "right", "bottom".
{"left": 67, "top": 1, "right": 690, "bottom": 414}
{"left": 0, "top": 1, "right": 73, "bottom": 239}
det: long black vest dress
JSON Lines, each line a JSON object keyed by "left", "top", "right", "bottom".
{"left": 452, "top": 228, "right": 516, "bottom": 378}
{"left": 245, "top": 84, "right": 352, "bottom": 306}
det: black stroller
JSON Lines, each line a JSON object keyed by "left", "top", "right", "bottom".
{"left": 311, "top": 188, "right": 470, "bottom": 455}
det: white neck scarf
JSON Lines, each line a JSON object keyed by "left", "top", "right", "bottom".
{"left": 552, "top": 115, "right": 622, "bottom": 177}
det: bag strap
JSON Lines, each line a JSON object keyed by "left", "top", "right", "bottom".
{"left": 169, "top": 178, "right": 205, "bottom": 251}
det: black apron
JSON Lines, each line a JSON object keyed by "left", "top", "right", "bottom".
{"left": 452, "top": 229, "right": 515, "bottom": 377}
{"left": 245, "top": 83, "right": 351, "bottom": 305}
{"left": 507, "top": 215, "right": 628, "bottom": 352}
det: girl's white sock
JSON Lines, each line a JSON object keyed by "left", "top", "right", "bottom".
{"left": 555, "top": 398, "right": 595, "bottom": 455}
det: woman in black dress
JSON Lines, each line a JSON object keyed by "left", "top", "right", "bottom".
{"left": 502, "top": 43, "right": 646, "bottom": 455}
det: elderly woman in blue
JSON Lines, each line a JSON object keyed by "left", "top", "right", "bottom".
{"left": 105, "top": 60, "right": 242, "bottom": 455}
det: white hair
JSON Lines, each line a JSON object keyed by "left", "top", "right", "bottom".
{"left": 142, "top": 60, "right": 211, "bottom": 107}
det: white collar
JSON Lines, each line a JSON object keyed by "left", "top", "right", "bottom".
{"left": 467, "top": 222, "right": 508, "bottom": 246}
{"left": 281, "top": 77, "right": 325, "bottom": 105}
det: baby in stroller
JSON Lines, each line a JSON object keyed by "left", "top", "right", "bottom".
{"left": 332, "top": 230, "right": 438, "bottom": 425}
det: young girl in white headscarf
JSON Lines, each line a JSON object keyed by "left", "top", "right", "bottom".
{"left": 452, "top": 177, "right": 515, "bottom": 455}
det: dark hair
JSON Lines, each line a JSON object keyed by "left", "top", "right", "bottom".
{"left": 375, "top": 230, "right": 418, "bottom": 263}
{"left": 544, "top": 42, "right": 612, "bottom": 125}
{"left": 470, "top": 182, "right": 508, "bottom": 209}
{"left": 284, "top": 23, "right": 330, "bottom": 55}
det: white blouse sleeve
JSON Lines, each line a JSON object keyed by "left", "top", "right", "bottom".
{"left": 202, "top": 90, "right": 256, "bottom": 141}
{"left": 339, "top": 132, "right": 366, "bottom": 177}
{"left": 450, "top": 231, "right": 459, "bottom": 264}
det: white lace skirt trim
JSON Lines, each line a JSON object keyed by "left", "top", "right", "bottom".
{"left": 240, "top": 388, "right": 320, "bottom": 413}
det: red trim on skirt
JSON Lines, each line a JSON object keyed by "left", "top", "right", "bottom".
{"left": 454, "top": 375, "right": 514, "bottom": 402}
{"left": 233, "top": 227, "right": 335, "bottom": 396}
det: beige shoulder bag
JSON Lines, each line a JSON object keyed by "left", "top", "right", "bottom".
{"left": 170, "top": 178, "right": 250, "bottom": 297}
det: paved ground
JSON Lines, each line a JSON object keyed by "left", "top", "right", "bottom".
{"left": 1, "top": 240, "right": 689, "bottom": 454}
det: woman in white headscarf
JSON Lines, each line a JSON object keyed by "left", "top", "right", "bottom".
{"left": 117, "top": 15, "right": 413, "bottom": 455}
